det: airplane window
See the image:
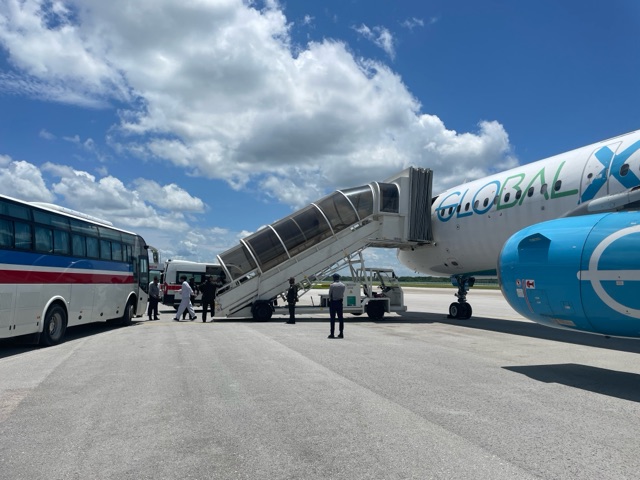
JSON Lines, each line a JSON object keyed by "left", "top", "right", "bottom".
{"left": 554, "top": 180, "right": 562, "bottom": 191}
{"left": 504, "top": 192, "right": 510, "bottom": 202}
{"left": 541, "top": 184, "right": 548, "bottom": 195}
{"left": 440, "top": 209, "right": 445, "bottom": 217}
{"left": 493, "top": 196, "right": 498, "bottom": 205}
{"left": 515, "top": 190, "right": 522, "bottom": 200}
{"left": 527, "top": 187, "right": 534, "bottom": 197}
{"left": 587, "top": 173, "right": 593, "bottom": 179}
{"left": 456, "top": 205, "right": 461, "bottom": 213}
{"left": 483, "top": 198, "right": 489, "bottom": 207}
{"left": 448, "top": 207, "right": 453, "bottom": 215}
{"left": 620, "top": 164, "right": 629, "bottom": 177}
{"left": 465, "top": 203, "right": 470, "bottom": 211}
{"left": 474, "top": 200, "right": 479, "bottom": 209}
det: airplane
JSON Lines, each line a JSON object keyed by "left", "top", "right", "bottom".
{"left": 396, "top": 129, "right": 640, "bottom": 338}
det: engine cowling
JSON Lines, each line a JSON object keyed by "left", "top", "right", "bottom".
{"left": 498, "top": 211, "right": 640, "bottom": 338}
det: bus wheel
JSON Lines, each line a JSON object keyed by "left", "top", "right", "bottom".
{"left": 121, "top": 300, "right": 135, "bottom": 326}
{"left": 41, "top": 304, "right": 67, "bottom": 346}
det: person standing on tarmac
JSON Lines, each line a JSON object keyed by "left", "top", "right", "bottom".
{"left": 286, "top": 277, "right": 299, "bottom": 324}
{"left": 328, "top": 273, "right": 346, "bottom": 338}
{"left": 173, "top": 275, "right": 197, "bottom": 321}
{"left": 148, "top": 276, "right": 161, "bottom": 321}
{"left": 200, "top": 275, "right": 218, "bottom": 323}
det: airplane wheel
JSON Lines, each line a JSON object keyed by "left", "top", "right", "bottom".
{"left": 449, "top": 302, "right": 472, "bottom": 319}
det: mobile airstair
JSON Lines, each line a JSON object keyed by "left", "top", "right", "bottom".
{"left": 214, "top": 167, "right": 433, "bottom": 320}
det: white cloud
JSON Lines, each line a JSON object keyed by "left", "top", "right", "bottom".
{"left": 0, "top": 0, "right": 518, "bottom": 269}
{"left": 0, "top": 0, "right": 127, "bottom": 105}
{"left": 0, "top": 155, "right": 55, "bottom": 202}
{"left": 39, "top": 128, "right": 55, "bottom": 140}
{"left": 39, "top": 162, "right": 200, "bottom": 231}
{"left": 401, "top": 17, "right": 424, "bottom": 30}
{"left": 133, "top": 179, "right": 205, "bottom": 212}
{"left": 354, "top": 23, "right": 396, "bottom": 59}
{"left": 0, "top": 1, "right": 517, "bottom": 205}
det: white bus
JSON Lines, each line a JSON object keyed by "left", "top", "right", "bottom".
{"left": 162, "top": 259, "right": 223, "bottom": 309}
{"left": 0, "top": 194, "right": 152, "bottom": 346}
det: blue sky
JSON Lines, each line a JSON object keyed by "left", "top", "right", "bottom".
{"left": 0, "top": 0, "right": 639, "bottom": 274}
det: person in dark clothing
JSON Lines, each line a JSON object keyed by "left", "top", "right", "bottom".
{"left": 148, "top": 276, "right": 161, "bottom": 321}
{"left": 328, "top": 273, "right": 346, "bottom": 338}
{"left": 286, "top": 277, "right": 299, "bottom": 324}
{"left": 199, "top": 275, "right": 218, "bottom": 323}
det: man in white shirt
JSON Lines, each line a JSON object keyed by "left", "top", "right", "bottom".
{"left": 173, "top": 275, "right": 197, "bottom": 321}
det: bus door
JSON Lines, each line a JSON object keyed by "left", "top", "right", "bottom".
{"left": 137, "top": 255, "right": 150, "bottom": 313}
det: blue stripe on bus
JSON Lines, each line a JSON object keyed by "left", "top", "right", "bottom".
{"left": 0, "top": 250, "right": 133, "bottom": 272}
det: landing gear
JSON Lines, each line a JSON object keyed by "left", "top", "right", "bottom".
{"left": 448, "top": 275, "right": 475, "bottom": 320}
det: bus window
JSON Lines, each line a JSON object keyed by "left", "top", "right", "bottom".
{"left": 0, "top": 218, "right": 11, "bottom": 247}
{"left": 54, "top": 230, "right": 70, "bottom": 255}
{"left": 35, "top": 226, "right": 53, "bottom": 253}
{"left": 112, "top": 242, "right": 123, "bottom": 261}
{"left": 87, "top": 236, "right": 99, "bottom": 258}
{"left": 100, "top": 239, "right": 111, "bottom": 260}
{"left": 0, "top": 199, "right": 30, "bottom": 220}
{"left": 14, "top": 221, "right": 32, "bottom": 250}
{"left": 72, "top": 234, "right": 86, "bottom": 257}
{"left": 70, "top": 218, "right": 99, "bottom": 236}
{"left": 34, "top": 210, "right": 70, "bottom": 230}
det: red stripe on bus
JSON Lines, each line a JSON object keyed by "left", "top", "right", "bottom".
{"left": 0, "top": 270, "right": 134, "bottom": 284}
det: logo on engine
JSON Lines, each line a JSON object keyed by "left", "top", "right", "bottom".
{"left": 579, "top": 225, "right": 640, "bottom": 318}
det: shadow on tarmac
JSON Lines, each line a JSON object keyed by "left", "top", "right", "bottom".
{"left": 503, "top": 364, "right": 640, "bottom": 403}
{"left": 387, "top": 310, "right": 640, "bottom": 355}
{"left": 0, "top": 320, "right": 147, "bottom": 358}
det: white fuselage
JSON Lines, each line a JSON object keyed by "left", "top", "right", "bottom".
{"left": 398, "top": 130, "right": 640, "bottom": 277}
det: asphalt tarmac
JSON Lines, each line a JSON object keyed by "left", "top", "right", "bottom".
{"left": 1, "top": 287, "right": 639, "bottom": 479}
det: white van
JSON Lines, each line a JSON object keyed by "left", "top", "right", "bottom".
{"left": 161, "top": 260, "right": 224, "bottom": 309}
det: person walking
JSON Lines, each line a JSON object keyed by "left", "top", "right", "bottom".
{"left": 285, "top": 277, "right": 299, "bottom": 324}
{"left": 328, "top": 273, "right": 346, "bottom": 338}
{"left": 173, "top": 275, "right": 197, "bottom": 321}
{"left": 148, "top": 276, "right": 161, "bottom": 321}
{"left": 199, "top": 275, "right": 218, "bottom": 323}
{"left": 182, "top": 277, "right": 199, "bottom": 320}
